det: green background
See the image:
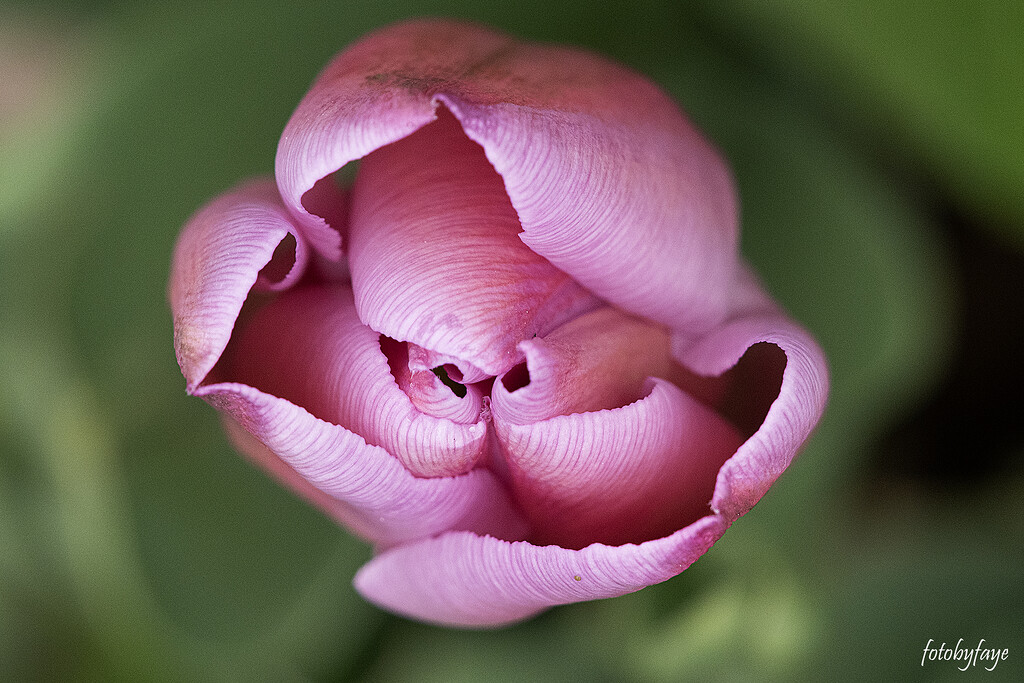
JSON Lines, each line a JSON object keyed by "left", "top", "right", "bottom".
{"left": 2, "top": 0, "right": 1021, "bottom": 680}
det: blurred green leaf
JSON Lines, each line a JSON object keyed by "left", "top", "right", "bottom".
{"left": 812, "top": 472, "right": 1024, "bottom": 681}
{"left": 0, "top": 12, "right": 109, "bottom": 237}
{"left": 704, "top": 0, "right": 1024, "bottom": 247}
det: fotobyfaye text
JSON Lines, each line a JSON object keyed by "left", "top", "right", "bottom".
{"left": 922, "top": 639, "right": 1009, "bottom": 671}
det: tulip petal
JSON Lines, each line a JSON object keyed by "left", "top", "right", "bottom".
{"left": 491, "top": 306, "right": 723, "bottom": 425}
{"left": 406, "top": 344, "right": 491, "bottom": 385}
{"left": 228, "top": 284, "right": 487, "bottom": 477}
{"left": 494, "top": 379, "right": 744, "bottom": 548}
{"left": 195, "top": 381, "right": 526, "bottom": 548}
{"left": 674, "top": 268, "right": 830, "bottom": 522}
{"left": 442, "top": 94, "right": 737, "bottom": 334}
{"left": 348, "top": 108, "right": 596, "bottom": 376}
{"left": 275, "top": 20, "right": 499, "bottom": 256}
{"left": 169, "top": 179, "right": 310, "bottom": 391}
{"left": 382, "top": 337, "right": 485, "bottom": 424}
{"left": 353, "top": 515, "right": 728, "bottom": 627}
{"left": 275, "top": 19, "right": 737, "bottom": 332}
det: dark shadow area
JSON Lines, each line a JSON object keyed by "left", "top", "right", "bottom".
{"left": 255, "top": 232, "right": 297, "bottom": 285}
{"left": 871, "top": 207, "right": 1024, "bottom": 488}
{"left": 716, "top": 341, "right": 788, "bottom": 438}
{"left": 500, "top": 361, "right": 531, "bottom": 393}
{"left": 299, "top": 172, "right": 350, "bottom": 248}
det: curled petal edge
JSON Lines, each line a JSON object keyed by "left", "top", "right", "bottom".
{"left": 494, "top": 379, "right": 743, "bottom": 549}
{"left": 681, "top": 316, "right": 828, "bottom": 522}
{"left": 229, "top": 285, "right": 488, "bottom": 478}
{"left": 354, "top": 516, "right": 728, "bottom": 628}
{"left": 674, "top": 270, "right": 829, "bottom": 521}
{"left": 196, "top": 381, "right": 527, "bottom": 548}
{"left": 168, "top": 179, "right": 310, "bottom": 391}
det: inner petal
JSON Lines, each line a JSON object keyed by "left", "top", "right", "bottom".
{"left": 225, "top": 284, "right": 487, "bottom": 477}
{"left": 381, "top": 336, "right": 485, "bottom": 424}
{"left": 494, "top": 379, "right": 744, "bottom": 548}
{"left": 348, "top": 106, "right": 597, "bottom": 377}
{"left": 491, "top": 306, "right": 725, "bottom": 425}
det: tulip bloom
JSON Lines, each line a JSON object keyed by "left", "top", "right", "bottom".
{"left": 169, "top": 19, "right": 827, "bottom": 627}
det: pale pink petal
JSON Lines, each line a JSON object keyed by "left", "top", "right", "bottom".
{"left": 442, "top": 92, "right": 736, "bottom": 334}
{"left": 354, "top": 516, "right": 727, "bottom": 627}
{"left": 348, "top": 108, "right": 596, "bottom": 376}
{"left": 674, "top": 267, "right": 830, "bottom": 522}
{"left": 227, "top": 284, "right": 487, "bottom": 477}
{"left": 494, "top": 379, "right": 743, "bottom": 549}
{"left": 382, "top": 337, "right": 485, "bottom": 424}
{"left": 678, "top": 325, "right": 829, "bottom": 523}
{"left": 168, "top": 179, "right": 310, "bottom": 390}
{"left": 407, "top": 344, "right": 491, "bottom": 385}
{"left": 491, "top": 306, "right": 724, "bottom": 425}
{"left": 275, "top": 19, "right": 737, "bottom": 332}
{"left": 196, "top": 381, "right": 526, "bottom": 547}
{"left": 297, "top": 174, "right": 350, "bottom": 255}
{"left": 274, "top": 21, "right": 508, "bottom": 257}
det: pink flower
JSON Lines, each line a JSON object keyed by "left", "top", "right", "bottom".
{"left": 169, "top": 19, "right": 828, "bottom": 627}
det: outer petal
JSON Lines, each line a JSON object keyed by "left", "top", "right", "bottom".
{"left": 444, "top": 93, "right": 736, "bottom": 334}
{"left": 275, "top": 21, "right": 502, "bottom": 256}
{"left": 169, "top": 179, "right": 310, "bottom": 390}
{"left": 228, "top": 285, "right": 487, "bottom": 478}
{"left": 673, "top": 267, "right": 829, "bottom": 521}
{"left": 353, "top": 516, "right": 727, "bottom": 628}
{"left": 196, "top": 382, "right": 524, "bottom": 548}
{"left": 275, "top": 19, "right": 737, "bottom": 331}
{"left": 494, "top": 379, "right": 744, "bottom": 549}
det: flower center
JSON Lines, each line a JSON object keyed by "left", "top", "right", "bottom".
{"left": 431, "top": 365, "right": 467, "bottom": 398}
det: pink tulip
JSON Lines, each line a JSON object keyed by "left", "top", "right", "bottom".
{"left": 169, "top": 19, "right": 828, "bottom": 627}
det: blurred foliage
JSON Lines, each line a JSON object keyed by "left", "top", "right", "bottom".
{"left": 2, "top": 0, "right": 1021, "bottom": 681}
{"left": 708, "top": 0, "right": 1024, "bottom": 248}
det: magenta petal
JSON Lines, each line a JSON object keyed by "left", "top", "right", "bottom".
{"left": 275, "top": 19, "right": 737, "bottom": 331}
{"left": 195, "top": 382, "right": 525, "bottom": 547}
{"left": 348, "top": 108, "right": 595, "bottom": 375}
{"left": 354, "top": 516, "right": 727, "bottom": 627}
{"left": 675, "top": 269, "right": 830, "bottom": 522}
{"left": 168, "top": 179, "right": 309, "bottom": 391}
{"left": 495, "top": 379, "right": 743, "bottom": 548}
{"left": 229, "top": 285, "right": 487, "bottom": 478}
